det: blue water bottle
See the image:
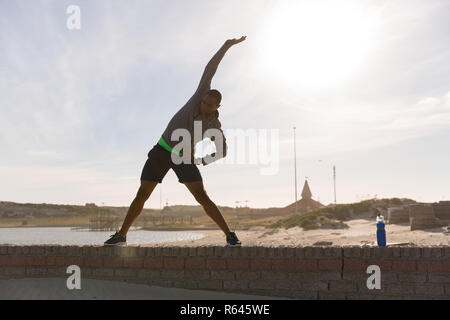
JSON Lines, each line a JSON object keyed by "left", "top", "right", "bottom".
{"left": 376, "top": 213, "right": 386, "bottom": 246}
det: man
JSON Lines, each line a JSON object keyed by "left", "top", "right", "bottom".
{"left": 104, "top": 36, "right": 247, "bottom": 247}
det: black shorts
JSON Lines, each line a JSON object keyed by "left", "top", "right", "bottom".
{"left": 140, "top": 144, "right": 203, "bottom": 183}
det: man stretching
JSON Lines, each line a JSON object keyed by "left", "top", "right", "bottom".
{"left": 104, "top": 36, "right": 247, "bottom": 247}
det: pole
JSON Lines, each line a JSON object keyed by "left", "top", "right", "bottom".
{"left": 160, "top": 184, "right": 162, "bottom": 211}
{"left": 294, "top": 127, "right": 298, "bottom": 215}
{"left": 333, "top": 165, "right": 337, "bottom": 207}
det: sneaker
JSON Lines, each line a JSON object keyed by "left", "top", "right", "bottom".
{"left": 225, "top": 232, "right": 242, "bottom": 248}
{"left": 104, "top": 232, "right": 127, "bottom": 246}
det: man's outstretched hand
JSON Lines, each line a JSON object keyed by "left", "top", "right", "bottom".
{"left": 225, "top": 36, "right": 247, "bottom": 47}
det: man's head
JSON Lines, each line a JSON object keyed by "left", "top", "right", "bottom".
{"left": 201, "top": 89, "right": 222, "bottom": 115}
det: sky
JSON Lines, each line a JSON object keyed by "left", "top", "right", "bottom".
{"left": 1, "top": 0, "right": 450, "bottom": 209}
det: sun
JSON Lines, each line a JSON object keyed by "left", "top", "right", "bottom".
{"left": 258, "top": 1, "right": 380, "bottom": 90}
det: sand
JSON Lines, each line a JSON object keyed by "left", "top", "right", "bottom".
{"left": 146, "top": 220, "right": 450, "bottom": 247}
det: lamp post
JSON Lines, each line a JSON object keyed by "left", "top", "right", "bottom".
{"left": 293, "top": 126, "right": 298, "bottom": 215}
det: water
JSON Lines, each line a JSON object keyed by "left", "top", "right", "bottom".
{"left": 0, "top": 227, "right": 205, "bottom": 246}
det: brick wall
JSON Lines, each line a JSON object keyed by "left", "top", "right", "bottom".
{"left": 0, "top": 245, "right": 449, "bottom": 300}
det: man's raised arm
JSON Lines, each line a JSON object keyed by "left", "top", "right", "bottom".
{"left": 194, "top": 36, "right": 247, "bottom": 95}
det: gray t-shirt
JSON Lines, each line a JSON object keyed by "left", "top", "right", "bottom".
{"left": 160, "top": 42, "right": 230, "bottom": 165}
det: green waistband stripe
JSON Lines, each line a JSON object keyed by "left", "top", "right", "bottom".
{"left": 158, "top": 137, "right": 182, "bottom": 157}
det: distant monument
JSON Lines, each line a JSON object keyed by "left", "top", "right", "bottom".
{"left": 284, "top": 179, "right": 325, "bottom": 214}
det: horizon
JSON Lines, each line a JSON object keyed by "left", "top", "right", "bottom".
{"left": 1, "top": 0, "right": 450, "bottom": 209}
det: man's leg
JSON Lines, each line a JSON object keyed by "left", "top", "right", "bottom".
{"left": 184, "top": 181, "right": 231, "bottom": 235}
{"left": 118, "top": 180, "right": 159, "bottom": 236}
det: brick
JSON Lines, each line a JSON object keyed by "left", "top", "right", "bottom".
{"left": 205, "top": 246, "right": 215, "bottom": 257}
{"left": 64, "top": 256, "right": 84, "bottom": 267}
{"left": 401, "top": 247, "right": 421, "bottom": 259}
{"left": 372, "top": 247, "right": 391, "bottom": 259}
{"left": 250, "top": 259, "right": 272, "bottom": 270}
{"left": 114, "top": 268, "right": 136, "bottom": 278}
{"left": 185, "top": 258, "right": 206, "bottom": 270}
{"left": 295, "top": 248, "right": 305, "bottom": 258}
{"left": 415, "top": 284, "right": 445, "bottom": 296}
{"left": 362, "top": 247, "right": 373, "bottom": 259}
{"left": 428, "top": 273, "right": 450, "bottom": 283}
{"left": 301, "top": 281, "right": 328, "bottom": 292}
{"left": 318, "top": 259, "right": 342, "bottom": 270}
{"left": 162, "top": 247, "right": 173, "bottom": 257}
{"left": 173, "top": 280, "right": 198, "bottom": 290}
{"left": 214, "top": 246, "right": 225, "bottom": 257}
{"left": 249, "top": 280, "right": 275, "bottom": 290}
{"left": 366, "top": 259, "right": 393, "bottom": 271}
{"left": 318, "top": 292, "right": 346, "bottom": 300}
{"left": 227, "top": 259, "right": 249, "bottom": 270}
{"left": 92, "top": 268, "right": 115, "bottom": 278}
{"left": 235, "top": 271, "right": 260, "bottom": 280}
{"left": 2, "top": 267, "right": 26, "bottom": 276}
{"left": 103, "top": 257, "right": 124, "bottom": 268}
{"left": 29, "top": 246, "right": 46, "bottom": 255}
{"left": 329, "top": 281, "right": 357, "bottom": 293}
{"left": 135, "top": 246, "right": 147, "bottom": 257}
{"left": 137, "top": 269, "right": 160, "bottom": 279}
{"left": 255, "top": 247, "right": 267, "bottom": 258}
{"left": 444, "top": 247, "right": 450, "bottom": 258}
{"left": 356, "top": 281, "right": 385, "bottom": 294}
{"left": 46, "top": 267, "right": 67, "bottom": 277}
{"left": 381, "top": 272, "right": 399, "bottom": 284}
{"left": 188, "top": 247, "right": 197, "bottom": 257}
{"left": 417, "top": 261, "right": 443, "bottom": 272}
{"left": 323, "top": 247, "right": 342, "bottom": 258}
{"left": 343, "top": 271, "right": 366, "bottom": 281}
{"left": 178, "top": 247, "right": 190, "bottom": 257}
{"left": 143, "top": 258, "right": 163, "bottom": 269}
{"left": 210, "top": 270, "right": 235, "bottom": 280}
{"left": 343, "top": 247, "right": 362, "bottom": 258}
{"left": 145, "top": 247, "right": 159, "bottom": 257}
{"left": 83, "top": 257, "right": 104, "bottom": 268}
{"left": 197, "top": 246, "right": 206, "bottom": 257}
{"left": 260, "top": 271, "right": 288, "bottom": 280}
{"left": 397, "top": 272, "right": 426, "bottom": 283}
{"left": 25, "top": 256, "right": 47, "bottom": 267}
{"left": 392, "top": 261, "right": 417, "bottom": 272}
{"left": 123, "top": 258, "right": 143, "bottom": 268}
{"left": 269, "top": 289, "right": 295, "bottom": 299}
{"left": 343, "top": 259, "right": 366, "bottom": 271}
{"left": 292, "top": 290, "right": 319, "bottom": 300}
{"left": 224, "top": 280, "right": 249, "bottom": 290}
{"left": 206, "top": 258, "right": 227, "bottom": 270}
{"left": 240, "top": 247, "right": 256, "bottom": 258}
{"left": 272, "top": 258, "right": 295, "bottom": 271}
{"left": 288, "top": 271, "right": 341, "bottom": 281}
{"left": 295, "top": 259, "right": 317, "bottom": 271}
{"left": 445, "top": 284, "right": 450, "bottom": 295}
{"left": 285, "top": 247, "right": 296, "bottom": 257}
{"left": 184, "top": 270, "right": 210, "bottom": 280}
{"left": 26, "top": 267, "right": 48, "bottom": 276}
{"left": 198, "top": 280, "right": 223, "bottom": 290}
{"left": 7, "top": 247, "right": 22, "bottom": 255}
{"left": 392, "top": 247, "right": 401, "bottom": 258}
{"left": 266, "top": 247, "right": 276, "bottom": 258}
{"left": 385, "top": 284, "right": 415, "bottom": 295}
{"left": 161, "top": 270, "right": 185, "bottom": 279}
{"left": 275, "top": 279, "right": 301, "bottom": 290}
{"left": 274, "top": 247, "right": 286, "bottom": 257}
